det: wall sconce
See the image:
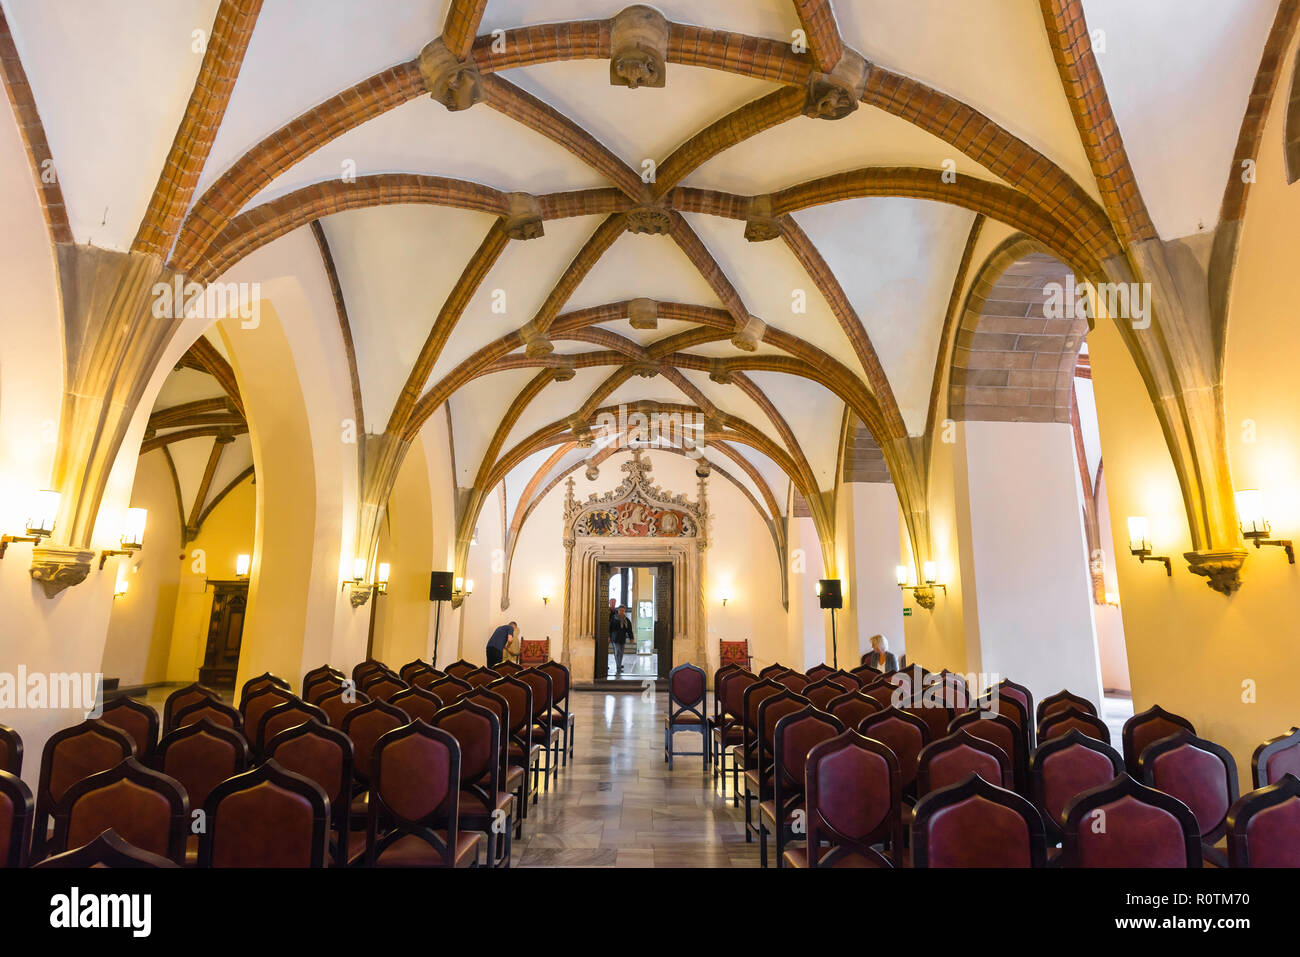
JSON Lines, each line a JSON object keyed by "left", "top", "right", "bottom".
{"left": 896, "top": 562, "right": 946, "bottom": 607}
{"left": 541, "top": 594, "right": 550, "bottom": 605}
{"left": 1235, "top": 490, "right": 1294, "bottom": 563}
{"left": 720, "top": 589, "right": 731, "bottom": 607}
{"left": 99, "top": 507, "right": 148, "bottom": 569}
{"left": 352, "top": 557, "right": 367, "bottom": 583}
{"left": 113, "top": 572, "right": 128, "bottom": 599}
{"left": 1, "top": 489, "right": 60, "bottom": 558}
{"left": 235, "top": 554, "right": 251, "bottom": 579}
{"left": 1126, "top": 516, "right": 1171, "bottom": 575}
{"left": 453, "top": 576, "right": 475, "bottom": 599}
{"left": 376, "top": 562, "right": 390, "bottom": 595}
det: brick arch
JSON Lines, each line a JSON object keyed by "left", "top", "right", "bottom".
{"left": 948, "top": 236, "right": 1087, "bottom": 424}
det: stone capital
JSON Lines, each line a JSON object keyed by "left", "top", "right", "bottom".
{"left": 1184, "top": 548, "right": 1248, "bottom": 595}
{"left": 29, "top": 544, "right": 95, "bottom": 598}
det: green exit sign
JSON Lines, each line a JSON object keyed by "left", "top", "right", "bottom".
{"left": 903, "top": 607, "right": 912, "bottom": 617}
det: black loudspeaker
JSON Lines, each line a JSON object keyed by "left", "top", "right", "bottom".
{"left": 817, "top": 579, "right": 842, "bottom": 609}
{"left": 429, "top": 571, "right": 454, "bottom": 602}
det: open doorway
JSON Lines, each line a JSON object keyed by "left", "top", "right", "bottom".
{"left": 596, "top": 561, "right": 672, "bottom": 680}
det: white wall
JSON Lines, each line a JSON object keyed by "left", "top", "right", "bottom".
{"left": 849, "top": 482, "right": 906, "bottom": 663}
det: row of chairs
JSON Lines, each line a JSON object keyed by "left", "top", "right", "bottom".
{"left": 0, "top": 654, "right": 577, "bottom": 868}
{"left": 661, "top": 657, "right": 1300, "bottom": 867}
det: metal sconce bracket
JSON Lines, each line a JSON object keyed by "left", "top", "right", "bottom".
{"left": 98, "top": 548, "right": 136, "bottom": 570}
{"left": 1244, "top": 525, "right": 1294, "bottom": 564}
{"left": 0, "top": 534, "right": 42, "bottom": 559}
{"left": 1131, "top": 547, "right": 1172, "bottom": 575}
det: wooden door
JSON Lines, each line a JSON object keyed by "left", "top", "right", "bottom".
{"left": 200, "top": 582, "right": 248, "bottom": 688}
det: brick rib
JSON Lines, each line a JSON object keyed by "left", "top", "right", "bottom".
{"left": 792, "top": 0, "right": 844, "bottom": 73}
{"left": 442, "top": 0, "right": 491, "bottom": 61}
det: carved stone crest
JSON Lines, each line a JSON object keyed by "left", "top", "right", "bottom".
{"left": 565, "top": 449, "right": 706, "bottom": 540}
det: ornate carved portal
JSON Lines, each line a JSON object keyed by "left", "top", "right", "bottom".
{"left": 561, "top": 450, "right": 710, "bottom": 683}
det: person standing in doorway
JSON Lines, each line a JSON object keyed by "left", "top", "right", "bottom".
{"left": 486, "top": 622, "right": 517, "bottom": 668}
{"left": 611, "top": 605, "right": 633, "bottom": 676}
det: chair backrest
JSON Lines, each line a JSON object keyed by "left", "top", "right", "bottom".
{"left": 302, "top": 665, "right": 344, "bottom": 701}
{"left": 256, "top": 698, "right": 329, "bottom": 756}
{"left": 264, "top": 717, "right": 354, "bottom": 829}
{"left": 950, "top": 710, "right": 1027, "bottom": 792}
{"left": 827, "top": 690, "right": 882, "bottom": 730}
{"left": 463, "top": 666, "right": 499, "bottom": 689}
{"left": 1061, "top": 772, "right": 1201, "bottom": 867}
{"left": 0, "top": 724, "right": 21, "bottom": 777}
{"left": 398, "top": 659, "right": 434, "bottom": 683}
{"left": 238, "top": 671, "right": 291, "bottom": 711}
{"left": 758, "top": 662, "right": 790, "bottom": 679}
{"left": 778, "top": 671, "right": 812, "bottom": 694}
{"left": 803, "top": 677, "right": 851, "bottom": 711}
{"left": 52, "top": 757, "right": 188, "bottom": 864}
{"left": 805, "top": 663, "right": 835, "bottom": 682}
{"left": 200, "top": 759, "right": 330, "bottom": 867}
{"left": 239, "top": 684, "right": 295, "bottom": 745}
{"left": 99, "top": 696, "right": 160, "bottom": 762}
{"left": 463, "top": 687, "right": 511, "bottom": 778}
{"left": 411, "top": 668, "right": 448, "bottom": 690}
{"left": 34, "top": 827, "right": 179, "bottom": 868}
{"left": 994, "top": 678, "right": 1035, "bottom": 735}
{"left": 351, "top": 659, "right": 387, "bottom": 684}
{"left": 772, "top": 707, "right": 843, "bottom": 813}
{"left": 1139, "top": 730, "right": 1238, "bottom": 844}
{"left": 667, "top": 662, "right": 707, "bottom": 721}
{"left": 862, "top": 680, "right": 899, "bottom": 710}
{"left": 1226, "top": 773, "right": 1300, "bottom": 868}
{"left": 444, "top": 659, "right": 477, "bottom": 679}
{"left": 487, "top": 675, "right": 533, "bottom": 738}
{"left": 1036, "top": 688, "right": 1097, "bottom": 724}
{"left": 1252, "top": 727, "right": 1300, "bottom": 789}
{"left": 936, "top": 670, "right": 971, "bottom": 712}
{"left": 740, "top": 677, "right": 784, "bottom": 763}
{"left": 518, "top": 667, "right": 553, "bottom": 721}
{"left": 721, "top": 671, "right": 757, "bottom": 722}
{"left": 918, "top": 729, "right": 1013, "bottom": 795}
{"left": 1122, "top": 704, "right": 1195, "bottom": 776}
{"left": 911, "top": 773, "right": 1047, "bottom": 868}
{"left": 804, "top": 730, "right": 901, "bottom": 866}
{"left": 719, "top": 639, "right": 750, "bottom": 669}
{"left": 1038, "top": 706, "right": 1111, "bottom": 746}
{"left": 342, "top": 699, "right": 410, "bottom": 788}
{"left": 1028, "top": 728, "right": 1124, "bottom": 838}
{"left": 432, "top": 700, "right": 501, "bottom": 812}
{"left": 494, "top": 660, "right": 524, "bottom": 676}
{"left": 173, "top": 695, "right": 243, "bottom": 734}
{"left": 851, "top": 663, "right": 883, "bottom": 684}
{"left": 303, "top": 672, "right": 345, "bottom": 705}
{"left": 754, "top": 691, "right": 811, "bottom": 794}
{"left": 155, "top": 717, "right": 250, "bottom": 811}
{"left": 903, "top": 699, "right": 954, "bottom": 745}
{"left": 360, "top": 671, "right": 410, "bottom": 702}
{"left": 389, "top": 686, "right": 444, "bottom": 723}
{"left": 712, "top": 662, "right": 744, "bottom": 716}
{"left": 0, "top": 769, "right": 33, "bottom": 868}
{"left": 365, "top": 720, "right": 462, "bottom": 867}
{"left": 858, "top": 707, "right": 931, "bottom": 789}
{"left": 976, "top": 688, "right": 1032, "bottom": 754}
{"left": 829, "top": 669, "right": 862, "bottom": 691}
{"left": 162, "top": 682, "right": 220, "bottom": 734}
{"left": 36, "top": 719, "right": 135, "bottom": 857}
{"left": 519, "top": 638, "right": 550, "bottom": 665}
{"left": 316, "top": 686, "right": 371, "bottom": 728}
{"left": 428, "top": 675, "right": 472, "bottom": 704}
{"left": 539, "top": 660, "right": 570, "bottom": 711}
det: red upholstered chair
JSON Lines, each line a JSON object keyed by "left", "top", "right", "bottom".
{"left": 937, "top": 670, "right": 972, "bottom": 713}
{"left": 410, "top": 667, "right": 447, "bottom": 689}
{"left": 238, "top": 671, "right": 291, "bottom": 712}
{"left": 803, "top": 676, "right": 851, "bottom": 711}
{"left": 493, "top": 661, "right": 523, "bottom": 677}
{"left": 444, "top": 659, "right": 477, "bottom": 680}
{"left": 761, "top": 706, "right": 844, "bottom": 867}
{"left": 265, "top": 717, "right": 353, "bottom": 868}
{"left": 858, "top": 706, "right": 931, "bottom": 798}
{"left": 1226, "top": 773, "right": 1300, "bottom": 868}
{"left": 904, "top": 700, "right": 954, "bottom": 746}
{"left": 519, "top": 667, "right": 561, "bottom": 793}
{"left": 1036, "top": 688, "right": 1097, "bottom": 725}
{"left": 664, "top": 662, "right": 709, "bottom": 770}
{"left": 302, "top": 665, "right": 345, "bottom": 703}
{"left": 1139, "top": 731, "right": 1238, "bottom": 866}
{"left": 1028, "top": 728, "right": 1124, "bottom": 844}
{"left": 428, "top": 674, "right": 472, "bottom": 704}
{"left": 35, "top": 719, "right": 135, "bottom": 859}
{"left": 50, "top": 757, "right": 188, "bottom": 865}
{"left": 713, "top": 670, "right": 756, "bottom": 800}
{"left": 827, "top": 689, "right": 882, "bottom": 731}
{"left": 758, "top": 662, "right": 791, "bottom": 679}
{"left": 540, "top": 660, "right": 575, "bottom": 766}
{"left": 745, "top": 688, "right": 811, "bottom": 845}
{"left": 316, "top": 686, "right": 370, "bottom": 728}
{"left": 155, "top": 718, "right": 249, "bottom": 863}
{"left": 518, "top": 638, "right": 550, "bottom": 667}
{"left": 719, "top": 639, "right": 751, "bottom": 670}
{"left": 172, "top": 695, "right": 243, "bottom": 734}
{"left": 255, "top": 697, "right": 329, "bottom": 757}
{"left": 777, "top": 672, "right": 811, "bottom": 694}
{"left": 0, "top": 723, "right": 22, "bottom": 776}
{"left": 1061, "top": 773, "right": 1201, "bottom": 868}
{"left": 851, "top": 662, "right": 884, "bottom": 685}
{"left": 1252, "top": 727, "right": 1300, "bottom": 788}
{"left": 488, "top": 675, "right": 539, "bottom": 822}
{"left": 351, "top": 659, "right": 386, "bottom": 684}
{"left": 992, "top": 677, "right": 1035, "bottom": 741}
{"left": 829, "top": 669, "right": 863, "bottom": 691}
{"left": 360, "top": 671, "right": 409, "bottom": 702}
{"left": 1122, "top": 704, "right": 1195, "bottom": 777}
{"left": 918, "top": 729, "right": 1013, "bottom": 796}
{"left": 805, "top": 664, "right": 836, "bottom": 682}
{"left": 342, "top": 699, "right": 409, "bottom": 796}
{"left": 862, "top": 679, "right": 899, "bottom": 710}
{"left": 389, "top": 686, "right": 443, "bottom": 724}
{"left": 734, "top": 677, "right": 783, "bottom": 810}
{"left": 0, "top": 769, "right": 34, "bottom": 868}
{"left": 911, "top": 773, "right": 1048, "bottom": 868}
{"left": 462, "top": 666, "right": 499, "bottom": 689}
{"left": 398, "top": 659, "right": 434, "bottom": 683}
{"left": 432, "top": 699, "right": 512, "bottom": 867}
{"left": 239, "top": 683, "right": 295, "bottom": 750}
{"left": 464, "top": 687, "right": 525, "bottom": 840}
{"left": 1037, "top": 706, "right": 1111, "bottom": 746}
{"left": 950, "top": 710, "right": 1028, "bottom": 793}
{"left": 362, "top": 720, "right": 482, "bottom": 868}
{"left": 785, "top": 730, "right": 901, "bottom": 868}
{"left": 100, "top": 696, "right": 160, "bottom": 763}
{"left": 34, "top": 828, "right": 179, "bottom": 868}
{"left": 200, "top": 759, "right": 331, "bottom": 867}
{"left": 975, "top": 687, "right": 1033, "bottom": 758}
{"left": 162, "top": 682, "right": 220, "bottom": 734}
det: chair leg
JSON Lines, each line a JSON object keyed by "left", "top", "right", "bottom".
{"left": 744, "top": 785, "right": 754, "bottom": 842}
{"left": 759, "top": 819, "right": 768, "bottom": 867}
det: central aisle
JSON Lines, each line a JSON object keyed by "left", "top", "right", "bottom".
{"left": 516, "top": 690, "right": 758, "bottom": 868}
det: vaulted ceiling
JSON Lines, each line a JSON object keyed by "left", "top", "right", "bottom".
{"left": 3, "top": 0, "right": 1282, "bottom": 539}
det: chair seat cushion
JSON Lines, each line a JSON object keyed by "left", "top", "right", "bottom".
{"left": 759, "top": 799, "right": 803, "bottom": 827}
{"left": 712, "top": 725, "right": 743, "bottom": 743}
{"left": 508, "top": 743, "right": 543, "bottom": 762}
{"left": 460, "top": 789, "right": 514, "bottom": 817}
{"left": 503, "top": 766, "right": 526, "bottom": 791}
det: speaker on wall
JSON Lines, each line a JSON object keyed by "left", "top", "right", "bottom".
{"left": 429, "top": 571, "right": 454, "bottom": 602}
{"left": 817, "top": 578, "right": 842, "bottom": 609}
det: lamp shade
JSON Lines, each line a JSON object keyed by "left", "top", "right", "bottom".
{"left": 895, "top": 565, "right": 909, "bottom": 586}
{"left": 121, "top": 508, "right": 147, "bottom": 549}
{"left": 236, "top": 554, "right": 251, "bottom": 577}
{"left": 27, "top": 490, "right": 60, "bottom": 536}
{"left": 1235, "top": 489, "right": 1267, "bottom": 535}
{"left": 464, "top": 578, "right": 475, "bottom": 595}
{"left": 352, "top": 557, "right": 366, "bottom": 582}
{"left": 377, "top": 562, "right": 390, "bottom": 586}
{"left": 1126, "top": 516, "right": 1150, "bottom": 550}
{"left": 923, "top": 561, "right": 938, "bottom": 584}
{"left": 113, "top": 573, "right": 128, "bottom": 597}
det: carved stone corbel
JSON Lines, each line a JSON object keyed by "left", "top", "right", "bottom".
{"left": 519, "top": 321, "right": 553, "bottom": 358}
{"left": 628, "top": 297, "right": 658, "bottom": 330}
{"left": 630, "top": 360, "right": 659, "bottom": 379}
{"left": 419, "top": 38, "right": 482, "bottom": 111}
{"left": 803, "top": 49, "right": 870, "bottom": 120}
{"left": 29, "top": 545, "right": 94, "bottom": 598}
{"left": 625, "top": 204, "right": 672, "bottom": 235}
{"left": 730, "top": 316, "right": 766, "bottom": 352}
{"left": 708, "top": 359, "right": 733, "bottom": 385}
{"left": 570, "top": 416, "right": 594, "bottom": 448}
{"left": 1184, "top": 549, "right": 1248, "bottom": 596}
{"left": 504, "top": 192, "right": 544, "bottom": 241}
{"left": 912, "top": 585, "right": 937, "bottom": 610}
{"left": 609, "top": 5, "right": 668, "bottom": 89}
{"left": 551, "top": 356, "right": 576, "bottom": 382}
{"left": 744, "top": 195, "right": 781, "bottom": 242}
{"left": 348, "top": 582, "right": 372, "bottom": 608}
